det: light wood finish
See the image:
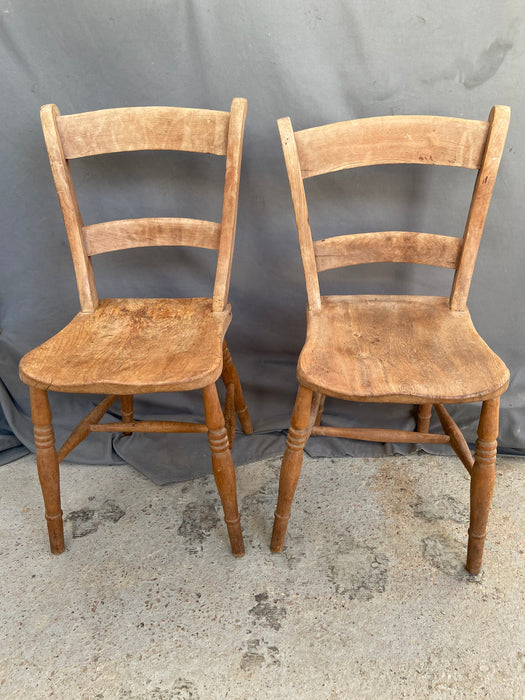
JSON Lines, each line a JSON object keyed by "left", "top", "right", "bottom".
{"left": 467, "top": 398, "right": 499, "bottom": 574}
{"left": 271, "top": 385, "right": 313, "bottom": 552}
{"left": 314, "top": 394, "right": 326, "bottom": 427}
{"left": 310, "top": 426, "right": 450, "bottom": 444}
{"left": 202, "top": 383, "right": 244, "bottom": 557}
{"left": 120, "top": 395, "right": 133, "bottom": 436}
{"left": 274, "top": 107, "right": 510, "bottom": 573}
{"left": 213, "top": 98, "right": 248, "bottom": 312}
{"left": 20, "top": 298, "right": 232, "bottom": 394}
{"left": 417, "top": 404, "right": 432, "bottom": 434}
{"left": 221, "top": 341, "right": 254, "bottom": 435}
{"left": 57, "top": 106, "right": 231, "bottom": 159}
{"left": 294, "top": 115, "right": 489, "bottom": 178}
{"left": 40, "top": 104, "right": 98, "bottom": 312}
{"left": 298, "top": 296, "right": 509, "bottom": 404}
{"left": 57, "top": 394, "right": 118, "bottom": 463}
{"left": 21, "top": 100, "right": 251, "bottom": 557}
{"left": 83, "top": 218, "right": 221, "bottom": 256}
{"left": 91, "top": 421, "right": 208, "bottom": 433}
{"left": 450, "top": 106, "right": 511, "bottom": 310}
{"left": 30, "top": 387, "right": 64, "bottom": 554}
{"left": 434, "top": 403, "right": 474, "bottom": 474}
{"left": 314, "top": 231, "right": 461, "bottom": 272}
{"left": 278, "top": 117, "right": 321, "bottom": 310}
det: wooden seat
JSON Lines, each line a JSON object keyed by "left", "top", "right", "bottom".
{"left": 20, "top": 298, "right": 231, "bottom": 394}
{"left": 271, "top": 106, "right": 511, "bottom": 575}
{"left": 20, "top": 100, "right": 253, "bottom": 557}
{"left": 298, "top": 295, "right": 509, "bottom": 404}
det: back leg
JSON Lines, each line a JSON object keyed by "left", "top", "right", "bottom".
{"left": 121, "top": 395, "right": 134, "bottom": 436}
{"left": 417, "top": 403, "right": 432, "bottom": 433}
{"left": 221, "top": 341, "right": 253, "bottom": 434}
{"left": 30, "top": 387, "right": 64, "bottom": 554}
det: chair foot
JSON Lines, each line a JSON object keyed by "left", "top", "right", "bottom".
{"left": 222, "top": 342, "right": 253, "bottom": 435}
{"left": 466, "top": 397, "right": 499, "bottom": 575}
{"left": 203, "top": 382, "right": 245, "bottom": 557}
{"left": 270, "top": 384, "right": 313, "bottom": 552}
{"left": 30, "top": 387, "right": 65, "bottom": 554}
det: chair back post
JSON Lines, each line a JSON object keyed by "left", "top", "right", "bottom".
{"left": 277, "top": 117, "right": 321, "bottom": 311}
{"left": 212, "top": 97, "right": 248, "bottom": 312}
{"left": 40, "top": 104, "right": 99, "bottom": 312}
{"left": 449, "top": 105, "right": 511, "bottom": 311}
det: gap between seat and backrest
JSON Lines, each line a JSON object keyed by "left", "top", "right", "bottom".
{"left": 40, "top": 100, "right": 247, "bottom": 313}
{"left": 278, "top": 107, "right": 510, "bottom": 312}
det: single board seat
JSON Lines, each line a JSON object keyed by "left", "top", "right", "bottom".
{"left": 298, "top": 295, "right": 509, "bottom": 404}
{"left": 20, "top": 298, "right": 231, "bottom": 394}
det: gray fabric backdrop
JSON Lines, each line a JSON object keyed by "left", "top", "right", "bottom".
{"left": 1, "top": 1, "right": 524, "bottom": 482}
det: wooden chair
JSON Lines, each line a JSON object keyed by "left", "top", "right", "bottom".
{"left": 271, "top": 106, "right": 510, "bottom": 574}
{"left": 19, "top": 99, "right": 253, "bottom": 557}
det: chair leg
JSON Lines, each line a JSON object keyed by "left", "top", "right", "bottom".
{"left": 202, "top": 382, "right": 245, "bottom": 557}
{"left": 417, "top": 403, "right": 432, "bottom": 433}
{"left": 271, "top": 384, "right": 313, "bottom": 552}
{"left": 121, "top": 395, "right": 134, "bottom": 436}
{"left": 29, "top": 387, "right": 64, "bottom": 554}
{"left": 221, "top": 341, "right": 253, "bottom": 435}
{"left": 314, "top": 393, "right": 326, "bottom": 426}
{"left": 466, "top": 397, "right": 499, "bottom": 575}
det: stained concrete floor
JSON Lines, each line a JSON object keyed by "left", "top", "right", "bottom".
{"left": 1, "top": 452, "right": 524, "bottom": 699}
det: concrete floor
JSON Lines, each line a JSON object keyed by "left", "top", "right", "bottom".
{"left": 1, "top": 452, "right": 524, "bottom": 699}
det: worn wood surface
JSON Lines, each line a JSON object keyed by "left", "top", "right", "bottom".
{"left": 275, "top": 107, "right": 509, "bottom": 572}
{"left": 278, "top": 117, "right": 321, "bottom": 310}
{"left": 433, "top": 403, "right": 474, "bottom": 474}
{"left": 83, "top": 218, "right": 221, "bottom": 256}
{"left": 450, "top": 106, "right": 511, "bottom": 310}
{"left": 30, "top": 387, "right": 64, "bottom": 554}
{"left": 467, "top": 398, "right": 499, "bottom": 574}
{"left": 25, "top": 99, "right": 251, "bottom": 558}
{"left": 213, "top": 98, "right": 248, "bottom": 311}
{"left": 271, "top": 384, "right": 313, "bottom": 552}
{"left": 40, "top": 104, "right": 98, "bottom": 312}
{"left": 90, "top": 421, "right": 208, "bottom": 433}
{"left": 314, "top": 231, "right": 462, "bottom": 272}
{"left": 57, "top": 106, "right": 231, "bottom": 159}
{"left": 310, "top": 425, "right": 450, "bottom": 444}
{"left": 57, "top": 394, "right": 118, "bottom": 462}
{"left": 298, "top": 295, "right": 509, "bottom": 403}
{"left": 202, "top": 383, "right": 244, "bottom": 557}
{"left": 20, "top": 298, "right": 231, "bottom": 394}
{"left": 295, "top": 115, "right": 489, "bottom": 178}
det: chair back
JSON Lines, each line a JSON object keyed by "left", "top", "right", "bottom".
{"left": 278, "top": 107, "right": 510, "bottom": 311}
{"left": 41, "top": 99, "right": 247, "bottom": 312}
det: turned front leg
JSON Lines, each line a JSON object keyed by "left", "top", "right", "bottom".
{"left": 271, "top": 384, "right": 313, "bottom": 552}
{"left": 30, "top": 387, "right": 64, "bottom": 554}
{"left": 466, "top": 397, "right": 499, "bottom": 575}
{"left": 202, "top": 383, "right": 244, "bottom": 557}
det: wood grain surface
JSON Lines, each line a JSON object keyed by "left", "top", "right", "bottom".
{"left": 297, "top": 295, "right": 509, "bottom": 403}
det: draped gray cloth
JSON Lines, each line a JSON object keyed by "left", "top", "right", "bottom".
{"left": 1, "top": 1, "right": 524, "bottom": 482}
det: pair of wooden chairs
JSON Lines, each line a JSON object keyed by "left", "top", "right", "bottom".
{"left": 20, "top": 101, "right": 510, "bottom": 575}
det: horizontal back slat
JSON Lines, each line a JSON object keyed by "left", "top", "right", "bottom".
{"left": 58, "top": 106, "right": 231, "bottom": 159}
{"left": 314, "top": 231, "right": 462, "bottom": 271}
{"left": 83, "top": 218, "right": 221, "bottom": 256}
{"left": 295, "top": 116, "right": 489, "bottom": 178}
